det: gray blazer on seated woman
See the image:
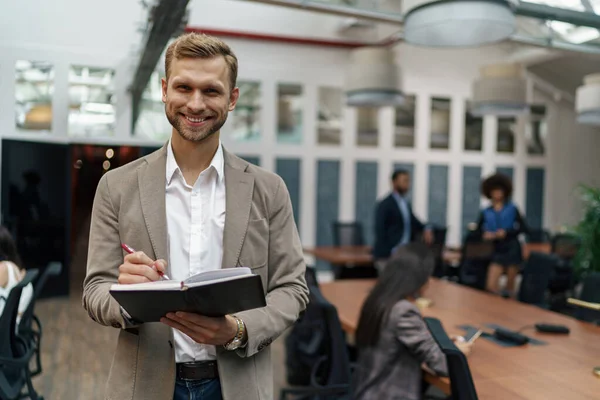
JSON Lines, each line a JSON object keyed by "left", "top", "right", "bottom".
{"left": 353, "top": 243, "right": 471, "bottom": 400}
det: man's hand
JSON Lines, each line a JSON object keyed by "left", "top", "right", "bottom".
{"left": 423, "top": 229, "right": 434, "bottom": 245}
{"left": 118, "top": 251, "right": 167, "bottom": 284}
{"left": 496, "top": 229, "right": 506, "bottom": 239}
{"left": 161, "top": 313, "right": 239, "bottom": 346}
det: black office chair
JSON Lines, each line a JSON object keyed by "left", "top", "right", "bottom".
{"left": 548, "top": 234, "right": 580, "bottom": 308}
{"left": 551, "top": 234, "right": 581, "bottom": 259}
{"left": 330, "top": 221, "right": 376, "bottom": 280}
{"left": 457, "top": 232, "right": 494, "bottom": 290}
{"left": 332, "top": 222, "right": 364, "bottom": 247}
{"left": 525, "top": 229, "right": 551, "bottom": 243}
{"left": 427, "top": 226, "right": 448, "bottom": 277}
{"left": 517, "top": 252, "right": 560, "bottom": 307}
{"left": 0, "top": 269, "right": 42, "bottom": 400}
{"left": 18, "top": 261, "right": 62, "bottom": 377}
{"left": 281, "top": 283, "right": 352, "bottom": 399}
{"left": 576, "top": 272, "right": 600, "bottom": 324}
{"left": 424, "top": 317, "right": 478, "bottom": 400}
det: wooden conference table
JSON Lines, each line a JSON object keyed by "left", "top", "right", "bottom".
{"left": 320, "top": 278, "right": 600, "bottom": 399}
{"left": 304, "top": 242, "right": 552, "bottom": 266}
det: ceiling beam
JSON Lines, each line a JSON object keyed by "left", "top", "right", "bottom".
{"left": 515, "top": 2, "right": 600, "bottom": 29}
{"left": 130, "top": 0, "right": 191, "bottom": 132}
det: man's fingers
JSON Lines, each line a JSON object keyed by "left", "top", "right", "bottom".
{"left": 172, "top": 312, "right": 221, "bottom": 329}
{"left": 153, "top": 259, "right": 168, "bottom": 273}
{"left": 124, "top": 251, "right": 154, "bottom": 266}
{"left": 118, "top": 273, "right": 152, "bottom": 284}
{"left": 165, "top": 313, "right": 215, "bottom": 337}
{"left": 119, "top": 263, "right": 161, "bottom": 282}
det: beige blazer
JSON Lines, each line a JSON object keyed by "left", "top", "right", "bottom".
{"left": 82, "top": 144, "right": 309, "bottom": 400}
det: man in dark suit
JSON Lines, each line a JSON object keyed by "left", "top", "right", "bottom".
{"left": 373, "top": 169, "right": 433, "bottom": 272}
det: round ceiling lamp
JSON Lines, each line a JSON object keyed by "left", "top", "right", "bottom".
{"left": 576, "top": 73, "right": 600, "bottom": 126}
{"left": 471, "top": 63, "right": 529, "bottom": 117}
{"left": 403, "top": 0, "right": 516, "bottom": 47}
{"left": 346, "top": 46, "right": 404, "bottom": 107}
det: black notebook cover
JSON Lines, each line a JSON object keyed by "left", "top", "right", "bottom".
{"left": 110, "top": 274, "right": 266, "bottom": 323}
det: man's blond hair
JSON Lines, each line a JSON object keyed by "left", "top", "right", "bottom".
{"left": 164, "top": 32, "right": 238, "bottom": 91}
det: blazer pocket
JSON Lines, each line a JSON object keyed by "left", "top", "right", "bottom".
{"left": 239, "top": 218, "right": 268, "bottom": 269}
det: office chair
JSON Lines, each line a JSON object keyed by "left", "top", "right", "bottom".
{"left": 525, "top": 229, "right": 551, "bottom": 243}
{"left": 0, "top": 269, "right": 42, "bottom": 400}
{"left": 18, "top": 261, "right": 62, "bottom": 377}
{"left": 330, "top": 221, "right": 376, "bottom": 279}
{"left": 424, "top": 317, "right": 479, "bottom": 400}
{"left": 517, "top": 252, "right": 560, "bottom": 307}
{"left": 281, "top": 284, "right": 352, "bottom": 399}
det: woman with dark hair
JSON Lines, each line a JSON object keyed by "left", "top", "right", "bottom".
{"left": 478, "top": 173, "right": 528, "bottom": 297}
{"left": 0, "top": 225, "right": 33, "bottom": 324}
{"left": 353, "top": 243, "right": 472, "bottom": 400}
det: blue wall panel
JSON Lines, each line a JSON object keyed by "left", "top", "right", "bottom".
{"left": 462, "top": 166, "right": 482, "bottom": 238}
{"left": 526, "top": 168, "right": 545, "bottom": 229}
{"left": 497, "top": 166, "right": 514, "bottom": 181}
{"left": 427, "top": 164, "right": 448, "bottom": 227}
{"left": 316, "top": 160, "right": 340, "bottom": 270}
{"left": 276, "top": 158, "right": 301, "bottom": 232}
{"left": 355, "top": 162, "right": 378, "bottom": 245}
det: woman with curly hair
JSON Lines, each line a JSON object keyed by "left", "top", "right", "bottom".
{"left": 477, "top": 173, "right": 529, "bottom": 297}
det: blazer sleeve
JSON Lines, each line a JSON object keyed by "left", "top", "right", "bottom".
{"left": 374, "top": 200, "right": 391, "bottom": 248}
{"left": 410, "top": 206, "right": 426, "bottom": 234}
{"left": 234, "top": 177, "right": 309, "bottom": 358}
{"left": 82, "top": 173, "right": 132, "bottom": 329}
{"left": 393, "top": 304, "right": 448, "bottom": 377}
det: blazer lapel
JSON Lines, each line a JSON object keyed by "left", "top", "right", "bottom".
{"left": 138, "top": 145, "right": 168, "bottom": 261}
{"left": 222, "top": 150, "right": 254, "bottom": 269}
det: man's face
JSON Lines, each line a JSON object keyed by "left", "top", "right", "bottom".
{"left": 162, "top": 56, "right": 239, "bottom": 143}
{"left": 393, "top": 174, "right": 411, "bottom": 194}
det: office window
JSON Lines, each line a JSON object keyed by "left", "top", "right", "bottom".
{"left": 528, "top": 104, "right": 546, "bottom": 155}
{"left": 317, "top": 87, "right": 342, "bottom": 145}
{"left": 135, "top": 70, "right": 171, "bottom": 141}
{"left": 355, "top": 162, "right": 378, "bottom": 245}
{"left": 68, "top": 66, "right": 116, "bottom": 137}
{"left": 277, "top": 83, "right": 303, "bottom": 144}
{"left": 276, "top": 158, "right": 301, "bottom": 231}
{"left": 230, "top": 81, "right": 261, "bottom": 142}
{"left": 526, "top": 168, "right": 545, "bottom": 229}
{"left": 497, "top": 117, "right": 516, "bottom": 153}
{"left": 394, "top": 94, "right": 416, "bottom": 148}
{"left": 462, "top": 166, "right": 482, "bottom": 237}
{"left": 430, "top": 97, "right": 451, "bottom": 149}
{"left": 464, "top": 100, "right": 483, "bottom": 151}
{"left": 428, "top": 164, "right": 449, "bottom": 226}
{"left": 356, "top": 107, "right": 379, "bottom": 147}
{"left": 316, "top": 160, "right": 340, "bottom": 270}
{"left": 15, "top": 60, "right": 54, "bottom": 132}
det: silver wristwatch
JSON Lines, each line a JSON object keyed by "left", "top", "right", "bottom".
{"left": 223, "top": 316, "right": 247, "bottom": 351}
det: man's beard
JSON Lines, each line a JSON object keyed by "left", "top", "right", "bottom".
{"left": 167, "top": 108, "right": 228, "bottom": 143}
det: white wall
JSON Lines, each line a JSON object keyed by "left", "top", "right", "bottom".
{"left": 543, "top": 92, "right": 600, "bottom": 229}
{"left": 1, "top": 0, "right": 597, "bottom": 250}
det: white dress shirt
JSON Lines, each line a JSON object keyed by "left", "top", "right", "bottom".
{"left": 165, "top": 139, "right": 226, "bottom": 363}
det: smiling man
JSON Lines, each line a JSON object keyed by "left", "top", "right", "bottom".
{"left": 83, "top": 33, "right": 309, "bottom": 400}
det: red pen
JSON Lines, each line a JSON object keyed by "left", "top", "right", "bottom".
{"left": 121, "top": 243, "right": 170, "bottom": 280}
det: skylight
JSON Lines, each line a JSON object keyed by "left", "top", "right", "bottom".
{"left": 521, "top": 0, "right": 600, "bottom": 43}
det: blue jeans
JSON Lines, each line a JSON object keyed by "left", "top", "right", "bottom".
{"left": 174, "top": 377, "right": 222, "bottom": 400}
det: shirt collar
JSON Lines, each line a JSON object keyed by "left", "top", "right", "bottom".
{"left": 166, "top": 138, "right": 225, "bottom": 185}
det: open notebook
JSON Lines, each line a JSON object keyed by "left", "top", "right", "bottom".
{"left": 110, "top": 267, "right": 266, "bottom": 323}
